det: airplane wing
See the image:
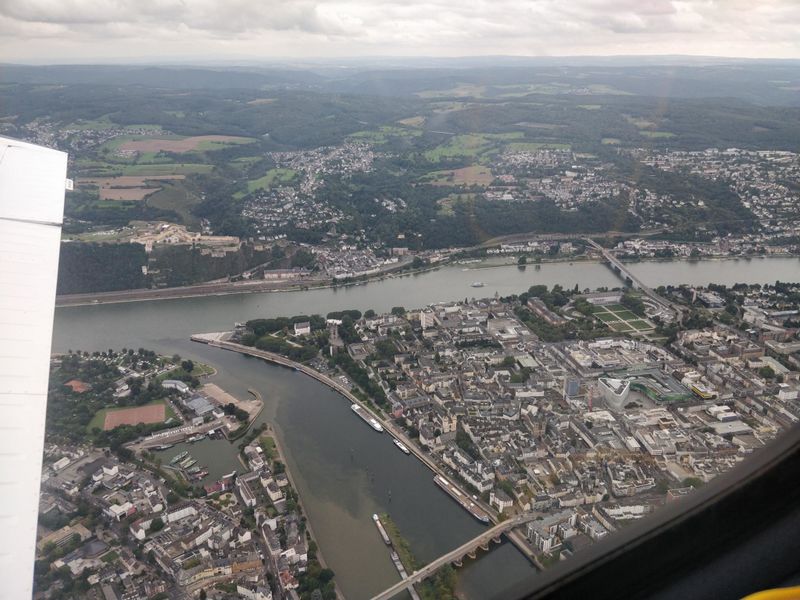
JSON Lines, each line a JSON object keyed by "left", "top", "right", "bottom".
{"left": 0, "top": 136, "right": 68, "bottom": 598}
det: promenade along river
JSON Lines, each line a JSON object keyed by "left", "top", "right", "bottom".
{"left": 52, "top": 257, "right": 799, "bottom": 599}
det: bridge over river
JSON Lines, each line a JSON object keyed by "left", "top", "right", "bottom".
{"left": 370, "top": 513, "right": 539, "bottom": 600}
{"left": 584, "top": 238, "right": 683, "bottom": 320}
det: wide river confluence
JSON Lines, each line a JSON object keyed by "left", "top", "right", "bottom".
{"left": 52, "top": 257, "right": 800, "bottom": 599}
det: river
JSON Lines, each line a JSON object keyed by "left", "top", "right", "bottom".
{"left": 51, "top": 256, "right": 799, "bottom": 599}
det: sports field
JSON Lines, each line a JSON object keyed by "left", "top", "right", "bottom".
{"left": 591, "top": 304, "right": 655, "bottom": 333}
{"left": 100, "top": 403, "right": 166, "bottom": 430}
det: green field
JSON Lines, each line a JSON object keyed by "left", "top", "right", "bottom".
{"left": 259, "top": 435, "right": 277, "bottom": 461}
{"left": 349, "top": 126, "right": 422, "bottom": 143}
{"left": 246, "top": 168, "right": 298, "bottom": 193}
{"left": 590, "top": 304, "right": 655, "bottom": 333}
{"left": 595, "top": 312, "right": 618, "bottom": 322}
{"left": 147, "top": 183, "right": 201, "bottom": 227}
{"left": 158, "top": 361, "right": 216, "bottom": 380}
{"left": 87, "top": 399, "right": 175, "bottom": 432}
{"left": 423, "top": 134, "right": 495, "bottom": 161}
{"left": 628, "top": 319, "right": 652, "bottom": 329}
{"left": 614, "top": 310, "right": 638, "bottom": 320}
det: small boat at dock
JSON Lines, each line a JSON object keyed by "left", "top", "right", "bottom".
{"left": 170, "top": 451, "right": 189, "bottom": 464}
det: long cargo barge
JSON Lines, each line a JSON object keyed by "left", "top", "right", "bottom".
{"left": 373, "top": 514, "right": 391, "bottom": 545}
{"left": 351, "top": 404, "right": 384, "bottom": 432}
{"left": 433, "top": 474, "right": 490, "bottom": 523}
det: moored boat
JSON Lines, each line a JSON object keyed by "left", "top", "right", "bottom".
{"left": 351, "top": 404, "right": 384, "bottom": 432}
{"left": 372, "top": 514, "right": 391, "bottom": 545}
{"left": 170, "top": 451, "right": 189, "bottom": 464}
{"left": 433, "top": 474, "right": 490, "bottom": 523}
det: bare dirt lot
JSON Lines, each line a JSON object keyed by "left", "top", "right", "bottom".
{"left": 118, "top": 135, "right": 250, "bottom": 153}
{"left": 103, "top": 404, "right": 166, "bottom": 430}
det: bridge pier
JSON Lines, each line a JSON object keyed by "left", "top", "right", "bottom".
{"left": 467, "top": 550, "right": 476, "bottom": 559}
{"left": 492, "top": 535, "right": 501, "bottom": 544}
{"left": 480, "top": 542, "right": 489, "bottom": 551}
{"left": 453, "top": 559, "right": 462, "bottom": 568}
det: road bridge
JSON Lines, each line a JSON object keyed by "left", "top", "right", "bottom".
{"left": 370, "top": 514, "right": 538, "bottom": 600}
{"left": 584, "top": 238, "right": 682, "bottom": 320}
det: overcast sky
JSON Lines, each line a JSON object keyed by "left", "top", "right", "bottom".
{"left": 1, "top": 0, "right": 799, "bottom": 64}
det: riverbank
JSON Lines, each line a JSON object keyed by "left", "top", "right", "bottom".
{"left": 264, "top": 424, "right": 345, "bottom": 600}
{"left": 55, "top": 255, "right": 419, "bottom": 307}
{"left": 55, "top": 252, "right": 799, "bottom": 308}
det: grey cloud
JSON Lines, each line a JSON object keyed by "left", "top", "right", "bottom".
{"left": 0, "top": 0, "right": 798, "bottom": 60}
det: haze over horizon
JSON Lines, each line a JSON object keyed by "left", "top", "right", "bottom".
{"left": 1, "top": 0, "right": 799, "bottom": 64}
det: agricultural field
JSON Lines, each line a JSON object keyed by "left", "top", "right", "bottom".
{"left": 417, "top": 83, "right": 488, "bottom": 98}
{"left": 348, "top": 126, "right": 422, "bottom": 144}
{"left": 516, "top": 121, "right": 560, "bottom": 130}
{"left": 423, "top": 133, "right": 497, "bottom": 161}
{"left": 424, "top": 165, "right": 494, "bottom": 186}
{"left": 590, "top": 304, "right": 655, "bottom": 333}
{"left": 119, "top": 163, "right": 213, "bottom": 176}
{"left": 396, "top": 116, "right": 425, "bottom": 127}
{"left": 640, "top": 130, "right": 676, "bottom": 138}
{"left": 423, "top": 132, "right": 565, "bottom": 162}
{"left": 77, "top": 174, "right": 186, "bottom": 201}
{"left": 506, "top": 141, "right": 571, "bottom": 151}
{"left": 115, "top": 134, "right": 254, "bottom": 154}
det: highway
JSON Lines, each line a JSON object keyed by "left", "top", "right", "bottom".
{"left": 370, "top": 514, "right": 537, "bottom": 600}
